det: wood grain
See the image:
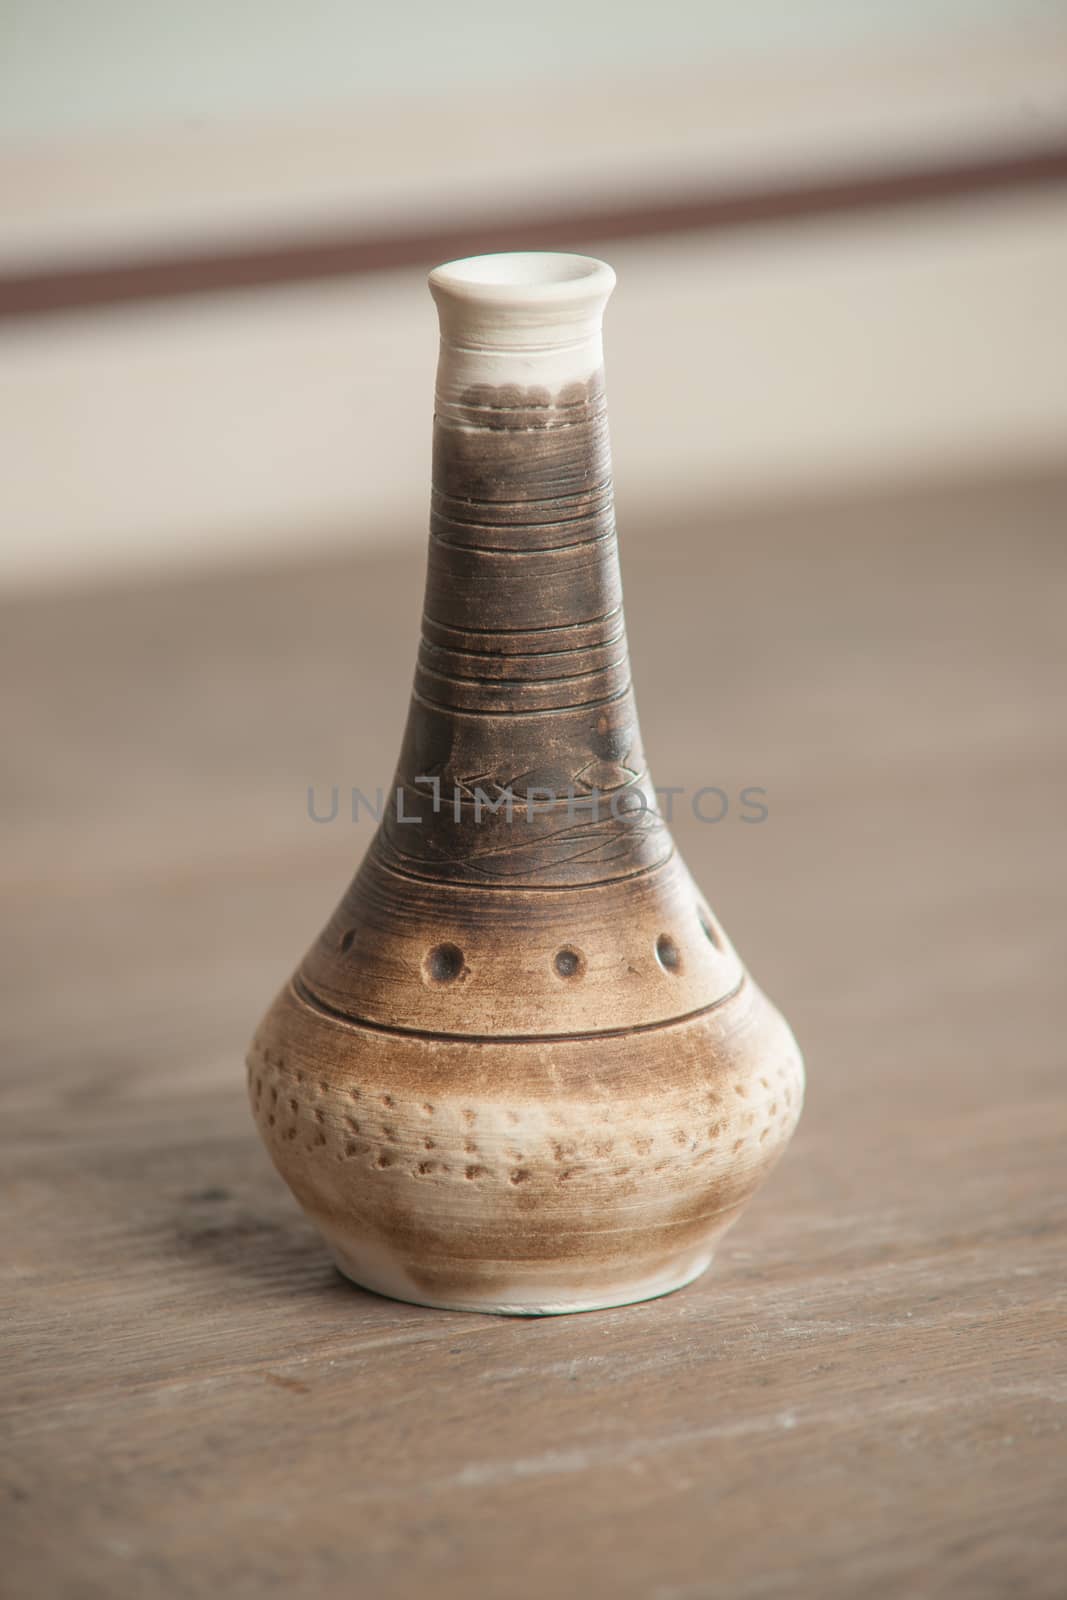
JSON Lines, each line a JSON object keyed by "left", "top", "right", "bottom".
{"left": 2, "top": 467, "right": 1065, "bottom": 1596}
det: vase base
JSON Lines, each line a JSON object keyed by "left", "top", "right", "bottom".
{"left": 328, "top": 1240, "right": 715, "bottom": 1317}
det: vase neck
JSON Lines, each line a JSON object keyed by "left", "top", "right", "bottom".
{"left": 423, "top": 252, "right": 621, "bottom": 667}
{"left": 376, "top": 254, "right": 668, "bottom": 890}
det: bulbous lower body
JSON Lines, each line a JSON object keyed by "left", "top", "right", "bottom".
{"left": 247, "top": 974, "right": 803, "bottom": 1314}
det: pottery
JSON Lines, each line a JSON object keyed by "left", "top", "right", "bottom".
{"left": 247, "top": 251, "right": 804, "bottom": 1314}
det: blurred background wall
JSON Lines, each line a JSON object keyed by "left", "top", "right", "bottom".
{"left": 2, "top": 0, "right": 1066, "bottom": 590}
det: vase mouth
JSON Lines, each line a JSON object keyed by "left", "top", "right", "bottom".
{"left": 429, "top": 252, "right": 615, "bottom": 307}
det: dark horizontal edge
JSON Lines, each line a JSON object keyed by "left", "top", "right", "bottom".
{"left": 3, "top": 141, "right": 1067, "bottom": 322}
{"left": 292, "top": 972, "right": 748, "bottom": 1045}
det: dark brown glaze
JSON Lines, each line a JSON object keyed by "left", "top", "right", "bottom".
{"left": 432, "top": 376, "right": 610, "bottom": 503}
{"left": 376, "top": 371, "right": 670, "bottom": 902}
{"left": 297, "top": 368, "right": 725, "bottom": 1020}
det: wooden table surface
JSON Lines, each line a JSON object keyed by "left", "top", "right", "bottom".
{"left": 3, "top": 469, "right": 1065, "bottom": 1598}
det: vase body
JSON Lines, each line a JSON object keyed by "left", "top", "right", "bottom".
{"left": 248, "top": 253, "right": 803, "bottom": 1314}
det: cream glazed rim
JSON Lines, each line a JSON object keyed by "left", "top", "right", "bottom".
{"left": 428, "top": 252, "right": 616, "bottom": 362}
{"left": 428, "top": 251, "right": 616, "bottom": 311}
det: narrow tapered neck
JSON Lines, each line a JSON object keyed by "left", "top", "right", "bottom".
{"left": 377, "top": 252, "right": 666, "bottom": 890}
{"left": 421, "top": 252, "right": 621, "bottom": 685}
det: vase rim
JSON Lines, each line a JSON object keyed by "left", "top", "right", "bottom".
{"left": 429, "top": 252, "right": 615, "bottom": 307}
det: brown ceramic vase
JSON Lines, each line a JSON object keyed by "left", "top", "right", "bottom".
{"left": 247, "top": 252, "right": 804, "bottom": 1314}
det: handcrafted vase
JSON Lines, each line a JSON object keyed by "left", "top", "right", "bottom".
{"left": 248, "top": 252, "right": 803, "bottom": 1314}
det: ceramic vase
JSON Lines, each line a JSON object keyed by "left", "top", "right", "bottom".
{"left": 247, "top": 251, "right": 803, "bottom": 1314}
